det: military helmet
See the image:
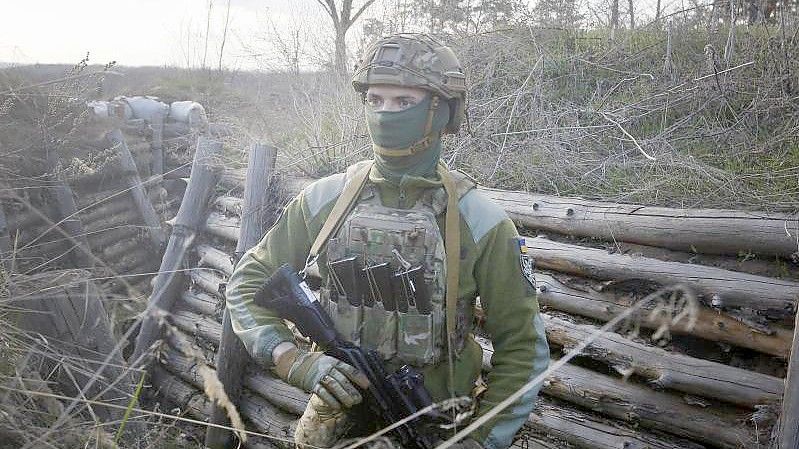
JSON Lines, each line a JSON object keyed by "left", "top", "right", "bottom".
{"left": 352, "top": 33, "right": 467, "bottom": 134}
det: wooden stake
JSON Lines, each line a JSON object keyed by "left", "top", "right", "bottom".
{"left": 778, "top": 310, "right": 799, "bottom": 449}
{"left": 150, "top": 110, "right": 165, "bottom": 177}
{"left": 107, "top": 129, "right": 166, "bottom": 249}
{"left": 206, "top": 143, "right": 277, "bottom": 449}
{"left": 131, "top": 135, "right": 223, "bottom": 365}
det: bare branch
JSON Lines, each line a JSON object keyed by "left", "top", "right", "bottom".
{"left": 351, "top": 0, "right": 378, "bottom": 25}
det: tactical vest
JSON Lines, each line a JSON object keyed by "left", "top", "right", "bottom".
{"left": 316, "top": 162, "right": 474, "bottom": 367}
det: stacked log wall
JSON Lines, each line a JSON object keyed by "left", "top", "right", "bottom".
{"left": 146, "top": 169, "right": 799, "bottom": 449}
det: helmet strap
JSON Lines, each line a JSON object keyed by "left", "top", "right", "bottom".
{"left": 373, "top": 95, "right": 440, "bottom": 157}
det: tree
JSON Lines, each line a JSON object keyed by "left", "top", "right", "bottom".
{"left": 314, "top": 0, "right": 378, "bottom": 80}
{"left": 531, "top": 0, "right": 584, "bottom": 29}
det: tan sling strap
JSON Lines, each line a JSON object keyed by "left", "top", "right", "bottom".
{"left": 308, "top": 161, "right": 374, "bottom": 265}
{"left": 436, "top": 163, "right": 461, "bottom": 347}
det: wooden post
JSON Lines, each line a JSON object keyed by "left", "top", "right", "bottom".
{"left": 777, "top": 311, "right": 799, "bottom": 448}
{"left": 45, "top": 148, "right": 94, "bottom": 268}
{"left": 131, "top": 136, "right": 223, "bottom": 365}
{"left": 150, "top": 109, "right": 165, "bottom": 177}
{"left": 206, "top": 143, "right": 277, "bottom": 449}
{"left": 107, "top": 128, "right": 167, "bottom": 249}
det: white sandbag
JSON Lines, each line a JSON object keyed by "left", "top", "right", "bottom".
{"left": 87, "top": 100, "right": 110, "bottom": 117}
{"left": 169, "top": 101, "right": 207, "bottom": 126}
{"left": 116, "top": 95, "right": 169, "bottom": 121}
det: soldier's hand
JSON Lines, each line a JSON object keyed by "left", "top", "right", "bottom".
{"left": 273, "top": 347, "right": 370, "bottom": 410}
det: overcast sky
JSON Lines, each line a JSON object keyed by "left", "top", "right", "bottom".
{"left": 0, "top": 0, "right": 328, "bottom": 69}
{"left": 1, "top": 0, "right": 671, "bottom": 70}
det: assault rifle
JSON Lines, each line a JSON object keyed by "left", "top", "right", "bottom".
{"left": 253, "top": 263, "right": 450, "bottom": 449}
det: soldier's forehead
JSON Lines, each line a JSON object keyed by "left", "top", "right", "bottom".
{"left": 366, "top": 84, "right": 429, "bottom": 97}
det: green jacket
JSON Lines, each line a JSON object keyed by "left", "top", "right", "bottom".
{"left": 226, "top": 162, "right": 549, "bottom": 449}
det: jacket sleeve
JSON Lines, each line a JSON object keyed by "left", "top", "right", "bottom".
{"left": 470, "top": 219, "right": 549, "bottom": 449}
{"left": 225, "top": 193, "right": 314, "bottom": 366}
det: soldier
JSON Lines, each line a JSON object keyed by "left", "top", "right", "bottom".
{"left": 225, "top": 33, "right": 549, "bottom": 449}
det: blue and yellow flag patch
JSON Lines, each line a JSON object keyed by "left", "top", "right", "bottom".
{"left": 517, "top": 237, "right": 536, "bottom": 288}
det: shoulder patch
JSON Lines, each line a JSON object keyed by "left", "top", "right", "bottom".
{"left": 459, "top": 189, "right": 508, "bottom": 243}
{"left": 303, "top": 172, "right": 346, "bottom": 219}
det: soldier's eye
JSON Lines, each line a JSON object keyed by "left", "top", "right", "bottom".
{"left": 399, "top": 99, "right": 415, "bottom": 109}
{"left": 367, "top": 96, "right": 383, "bottom": 108}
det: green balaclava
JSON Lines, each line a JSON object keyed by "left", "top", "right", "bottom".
{"left": 366, "top": 94, "right": 451, "bottom": 184}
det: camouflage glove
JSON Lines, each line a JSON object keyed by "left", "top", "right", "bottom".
{"left": 273, "top": 346, "right": 370, "bottom": 410}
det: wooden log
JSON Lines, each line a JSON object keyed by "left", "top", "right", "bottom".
{"left": 12, "top": 270, "right": 139, "bottom": 423}
{"left": 197, "top": 244, "right": 234, "bottom": 276}
{"left": 190, "top": 269, "right": 227, "bottom": 298}
{"left": 478, "top": 340, "right": 765, "bottom": 449}
{"left": 88, "top": 227, "right": 143, "bottom": 252}
{"left": 205, "top": 211, "right": 241, "bottom": 242}
{"left": 215, "top": 196, "right": 243, "bottom": 217}
{"left": 180, "top": 290, "right": 221, "bottom": 318}
{"left": 238, "top": 391, "right": 297, "bottom": 448}
{"left": 525, "top": 400, "right": 706, "bottom": 449}
{"left": 236, "top": 171, "right": 799, "bottom": 258}
{"left": 481, "top": 188, "right": 799, "bottom": 258}
{"left": 102, "top": 235, "right": 148, "bottom": 260}
{"left": 78, "top": 189, "right": 165, "bottom": 225}
{"left": 149, "top": 365, "right": 211, "bottom": 422}
{"left": 83, "top": 198, "right": 174, "bottom": 235}
{"left": 208, "top": 143, "right": 278, "bottom": 449}
{"left": 542, "top": 314, "right": 784, "bottom": 408}
{"left": 171, "top": 309, "right": 223, "bottom": 345}
{"left": 132, "top": 136, "right": 223, "bottom": 365}
{"left": 160, "top": 338, "right": 308, "bottom": 417}
{"left": 777, "top": 310, "right": 799, "bottom": 448}
{"left": 536, "top": 273, "right": 793, "bottom": 357}
{"left": 617, "top": 241, "right": 799, "bottom": 281}
{"left": 107, "top": 128, "right": 166, "bottom": 248}
{"left": 526, "top": 236, "right": 799, "bottom": 319}
{"left": 156, "top": 343, "right": 295, "bottom": 448}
